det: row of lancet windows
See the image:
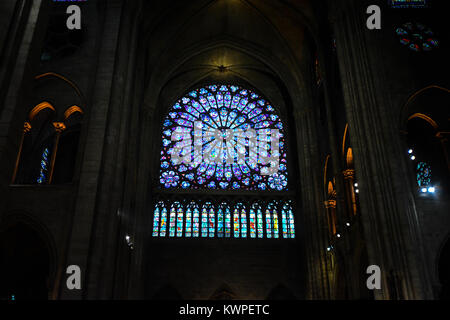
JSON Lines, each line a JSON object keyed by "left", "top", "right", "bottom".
{"left": 12, "top": 102, "right": 83, "bottom": 185}
{"left": 152, "top": 200, "right": 295, "bottom": 239}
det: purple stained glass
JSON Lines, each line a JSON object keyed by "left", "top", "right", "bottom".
{"left": 395, "top": 23, "right": 439, "bottom": 52}
{"left": 159, "top": 84, "right": 288, "bottom": 191}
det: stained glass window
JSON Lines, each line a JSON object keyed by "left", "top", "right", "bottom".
{"left": 233, "top": 206, "right": 240, "bottom": 238}
{"left": 238, "top": 203, "right": 247, "bottom": 238}
{"left": 169, "top": 202, "right": 179, "bottom": 237}
{"left": 201, "top": 203, "right": 209, "bottom": 237}
{"left": 159, "top": 84, "right": 288, "bottom": 191}
{"left": 217, "top": 205, "right": 224, "bottom": 238}
{"left": 153, "top": 84, "right": 295, "bottom": 241}
{"left": 160, "top": 205, "right": 167, "bottom": 237}
{"left": 416, "top": 162, "right": 432, "bottom": 187}
{"left": 256, "top": 204, "right": 264, "bottom": 238}
{"left": 266, "top": 202, "right": 280, "bottom": 239}
{"left": 37, "top": 147, "right": 51, "bottom": 184}
{"left": 395, "top": 22, "right": 439, "bottom": 52}
{"left": 249, "top": 205, "right": 257, "bottom": 238}
{"left": 285, "top": 201, "right": 296, "bottom": 239}
{"left": 224, "top": 203, "right": 231, "bottom": 238}
{"left": 152, "top": 201, "right": 163, "bottom": 237}
{"left": 269, "top": 202, "right": 279, "bottom": 239}
{"left": 265, "top": 207, "right": 272, "bottom": 239}
{"left": 185, "top": 205, "right": 192, "bottom": 238}
{"left": 177, "top": 205, "right": 184, "bottom": 237}
{"left": 192, "top": 203, "right": 200, "bottom": 237}
{"left": 281, "top": 205, "right": 288, "bottom": 238}
{"left": 389, "top": 0, "right": 428, "bottom": 8}
{"left": 152, "top": 200, "right": 295, "bottom": 239}
{"left": 208, "top": 202, "right": 215, "bottom": 238}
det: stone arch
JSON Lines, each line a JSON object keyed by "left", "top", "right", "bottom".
{"left": 13, "top": 73, "right": 85, "bottom": 185}
{"left": 399, "top": 85, "right": 450, "bottom": 133}
{"left": 210, "top": 283, "right": 236, "bottom": 300}
{"left": 0, "top": 212, "right": 57, "bottom": 300}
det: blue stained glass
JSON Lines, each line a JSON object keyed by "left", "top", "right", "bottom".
{"left": 160, "top": 207, "right": 167, "bottom": 237}
{"left": 289, "top": 210, "right": 295, "bottom": 239}
{"left": 169, "top": 206, "right": 177, "bottom": 237}
{"left": 208, "top": 181, "right": 216, "bottom": 189}
{"left": 185, "top": 207, "right": 192, "bottom": 238}
{"left": 225, "top": 205, "right": 231, "bottom": 238}
{"left": 209, "top": 206, "right": 215, "bottom": 238}
{"left": 396, "top": 22, "right": 439, "bottom": 52}
{"left": 233, "top": 208, "right": 240, "bottom": 238}
{"left": 249, "top": 209, "right": 256, "bottom": 238}
{"left": 37, "top": 148, "right": 50, "bottom": 184}
{"left": 239, "top": 204, "right": 247, "bottom": 238}
{"left": 281, "top": 209, "right": 288, "bottom": 239}
{"left": 281, "top": 201, "right": 295, "bottom": 239}
{"left": 201, "top": 206, "right": 208, "bottom": 237}
{"left": 217, "top": 208, "right": 224, "bottom": 238}
{"left": 220, "top": 182, "right": 228, "bottom": 189}
{"left": 152, "top": 200, "right": 294, "bottom": 240}
{"left": 265, "top": 209, "right": 272, "bottom": 238}
{"left": 416, "top": 162, "right": 432, "bottom": 187}
{"left": 159, "top": 84, "right": 288, "bottom": 191}
{"left": 152, "top": 204, "right": 161, "bottom": 237}
{"left": 176, "top": 206, "right": 184, "bottom": 237}
{"left": 273, "top": 209, "right": 279, "bottom": 239}
{"left": 193, "top": 207, "right": 200, "bottom": 237}
{"left": 256, "top": 205, "right": 264, "bottom": 238}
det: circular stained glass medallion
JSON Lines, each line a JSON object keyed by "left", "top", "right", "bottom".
{"left": 395, "top": 22, "right": 439, "bottom": 52}
{"left": 159, "top": 84, "right": 288, "bottom": 191}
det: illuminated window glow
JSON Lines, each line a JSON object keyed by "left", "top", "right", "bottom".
{"left": 152, "top": 200, "right": 295, "bottom": 239}
{"left": 158, "top": 84, "right": 288, "bottom": 191}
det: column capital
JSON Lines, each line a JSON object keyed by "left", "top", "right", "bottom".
{"left": 23, "top": 122, "right": 32, "bottom": 133}
{"left": 343, "top": 169, "right": 355, "bottom": 179}
{"left": 324, "top": 200, "right": 337, "bottom": 209}
{"left": 53, "top": 122, "right": 66, "bottom": 132}
{"left": 436, "top": 131, "right": 450, "bottom": 141}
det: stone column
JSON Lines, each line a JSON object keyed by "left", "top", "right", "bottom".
{"left": 343, "top": 168, "right": 357, "bottom": 217}
{"left": 60, "top": 0, "right": 126, "bottom": 300}
{"left": 0, "top": 0, "right": 42, "bottom": 185}
{"left": 329, "top": 0, "right": 433, "bottom": 299}
{"left": 436, "top": 132, "right": 450, "bottom": 172}
{"left": 294, "top": 104, "right": 332, "bottom": 299}
{"left": 11, "top": 121, "right": 31, "bottom": 184}
{"left": 48, "top": 122, "right": 66, "bottom": 184}
{"left": 324, "top": 199, "right": 337, "bottom": 237}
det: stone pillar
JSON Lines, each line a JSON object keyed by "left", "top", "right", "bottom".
{"left": 0, "top": 0, "right": 42, "bottom": 184}
{"left": 343, "top": 168, "right": 357, "bottom": 217}
{"left": 11, "top": 121, "right": 31, "bottom": 184}
{"left": 48, "top": 122, "right": 66, "bottom": 184}
{"left": 294, "top": 104, "right": 331, "bottom": 299}
{"left": 324, "top": 199, "right": 337, "bottom": 237}
{"left": 436, "top": 132, "right": 450, "bottom": 172}
{"left": 60, "top": 0, "right": 126, "bottom": 300}
{"left": 329, "top": 0, "right": 433, "bottom": 299}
